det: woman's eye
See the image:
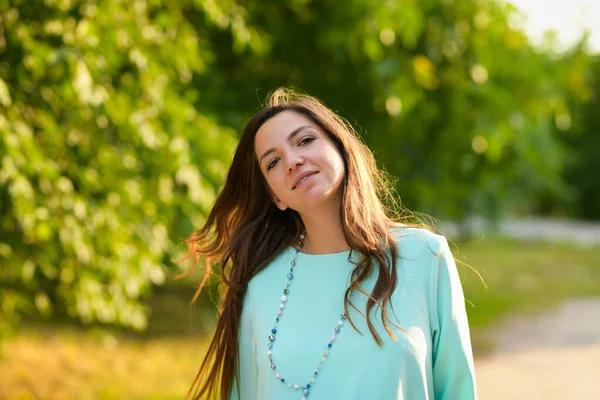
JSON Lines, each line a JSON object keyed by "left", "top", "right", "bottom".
{"left": 267, "top": 158, "right": 279, "bottom": 170}
{"left": 299, "top": 136, "right": 315, "bottom": 146}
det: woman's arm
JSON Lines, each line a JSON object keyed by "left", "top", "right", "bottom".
{"left": 429, "top": 235, "right": 478, "bottom": 399}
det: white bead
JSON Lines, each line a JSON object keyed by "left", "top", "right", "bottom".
{"left": 331, "top": 335, "right": 336, "bottom": 342}
{"left": 301, "top": 398, "right": 306, "bottom": 400}
{"left": 338, "top": 320, "right": 344, "bottom": 326}
{"left": 281, "top": 295, "right": 287, "bottom": 302}
{"left": 310, "top": 379, "right": 315, "bottom": 384}
{"left": 287, "top": 383, "right": 292, "bottom": 388}
{"left": 294, "top": 385, "right": 299, "bottom": 389}
{"left": 267, "top": 350, "right": 272, "bottom": 356}
{"left": 321, "top": 357, "right": 326, "bottom": 363}
{"left": 324, "top": 350, "right": 329, "bottom": 356}
{"left": 279, "top": 303, "right": 285, "bottom": 309}
{"left": 277, "top": 310, "right": 282, "bottom": 316}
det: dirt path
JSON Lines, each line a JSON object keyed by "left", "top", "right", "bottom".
{"left": 475, "top": 298, "right": 600, "bottom": 399}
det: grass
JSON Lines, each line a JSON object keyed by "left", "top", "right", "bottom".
{"left": 455, "top": 238, "right": 600, "bottom": 322}
{"left": 455, "top": 237, "right": 600, "bottom": 352}
{"left": 1, "top": 237, "right": 599, "bottom": 399}
{"left": 0, "top": 327, "right": 207, "bottom": 400}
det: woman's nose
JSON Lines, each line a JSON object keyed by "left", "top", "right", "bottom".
{"left": 285, "top": 151, "right": 304, "bottom": 172}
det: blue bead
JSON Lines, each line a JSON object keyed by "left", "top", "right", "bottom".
{"left": 306, "top": 384, "right": 311, "bottom": 388}
{"left": 287, "top": 273, "right": 293, "bottom": 279}
{"left": 271, "top": 329, "right": 276, "bottom": 334}
{"left": 268, "top": 343, "right": 273, "bottom": 349}
{"left": 327, "top": 343, "right": 332, "bottom": 348}
{"left": 304, "top": 388, "right": 309, "bottom": 395}
{"left": 295, "top": 248, "right": 299, "bottom": 253}
{"left": 281, "top": 378, "right": 285, "bottom": 382}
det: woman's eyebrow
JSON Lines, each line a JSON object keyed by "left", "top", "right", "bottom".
{"left": 258, "top": 125, "right": 313, "bottom": 164}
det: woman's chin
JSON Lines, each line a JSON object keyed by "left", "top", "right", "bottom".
{"left": 295, "top": 189, "right": 342, "bottom": 212}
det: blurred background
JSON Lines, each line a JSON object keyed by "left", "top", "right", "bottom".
{"left": 1, "top": 0, "right": 599, "bottom": 398}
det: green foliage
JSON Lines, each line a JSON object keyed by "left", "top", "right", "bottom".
{"left": 0, "top": 0, "right": 597, "bottom": 335}
{"left": 0, "top": 0, "right": 241, "bottom": 334}
{"left": 560, "top": 55, "right": 600, "bottom": 219}
{"left": 193, "top": 0, "right": 594, "bottom": 221}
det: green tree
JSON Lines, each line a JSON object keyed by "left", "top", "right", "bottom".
{"left": 1, "top": 0, "right": 594, "bottom": 336}
{"left": 560, "top": 54, "right": 600, "bottom": 219}
{"left": 0, "top": 0, "right": 257, "bottom": 335}
{"left": 194, "top": 0, "right": 593, "bottom": 222}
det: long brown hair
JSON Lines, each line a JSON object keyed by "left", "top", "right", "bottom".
{"left": 178, "top": 88, "right": 430, "bottom": 400}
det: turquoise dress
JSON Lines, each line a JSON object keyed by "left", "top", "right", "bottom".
{"left": 231, "top": 228, "right": 477, "bottom": 399}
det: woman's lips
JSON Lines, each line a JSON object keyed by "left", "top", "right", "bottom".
{"left": 293, "top": 172, "right": 318, "bottom": 190}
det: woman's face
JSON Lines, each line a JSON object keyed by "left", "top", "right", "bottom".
{"left": 254, "top": 110, "right": 345, "bottom": 213}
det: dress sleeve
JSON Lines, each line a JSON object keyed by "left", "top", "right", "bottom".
{"left": 429, "top": 235, "right": 478, "bottom": 399}
{"left": 230, "top": 290, "right": 259, "bottom": 400}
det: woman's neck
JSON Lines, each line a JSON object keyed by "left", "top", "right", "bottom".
{"left": 298, "top": 208, "right": 349, "bottom": 255}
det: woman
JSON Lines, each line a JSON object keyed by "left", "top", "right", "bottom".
{"left": 181, "top": 88, "right": 477, "bottom": 400}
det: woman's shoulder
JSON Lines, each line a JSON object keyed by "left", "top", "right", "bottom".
{"left": 389, "top": 225, "right": 448, "bottom": 279}
{"left": 391, "top": 225, "right": 446, "bottom": 256}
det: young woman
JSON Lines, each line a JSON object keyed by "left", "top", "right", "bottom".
{"left": 181, "top": 88, "right": 477, "bottom": 400}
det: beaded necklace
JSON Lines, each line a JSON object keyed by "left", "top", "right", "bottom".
{"left": 266, "top": 234, "right": 348, "bottom": 400}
